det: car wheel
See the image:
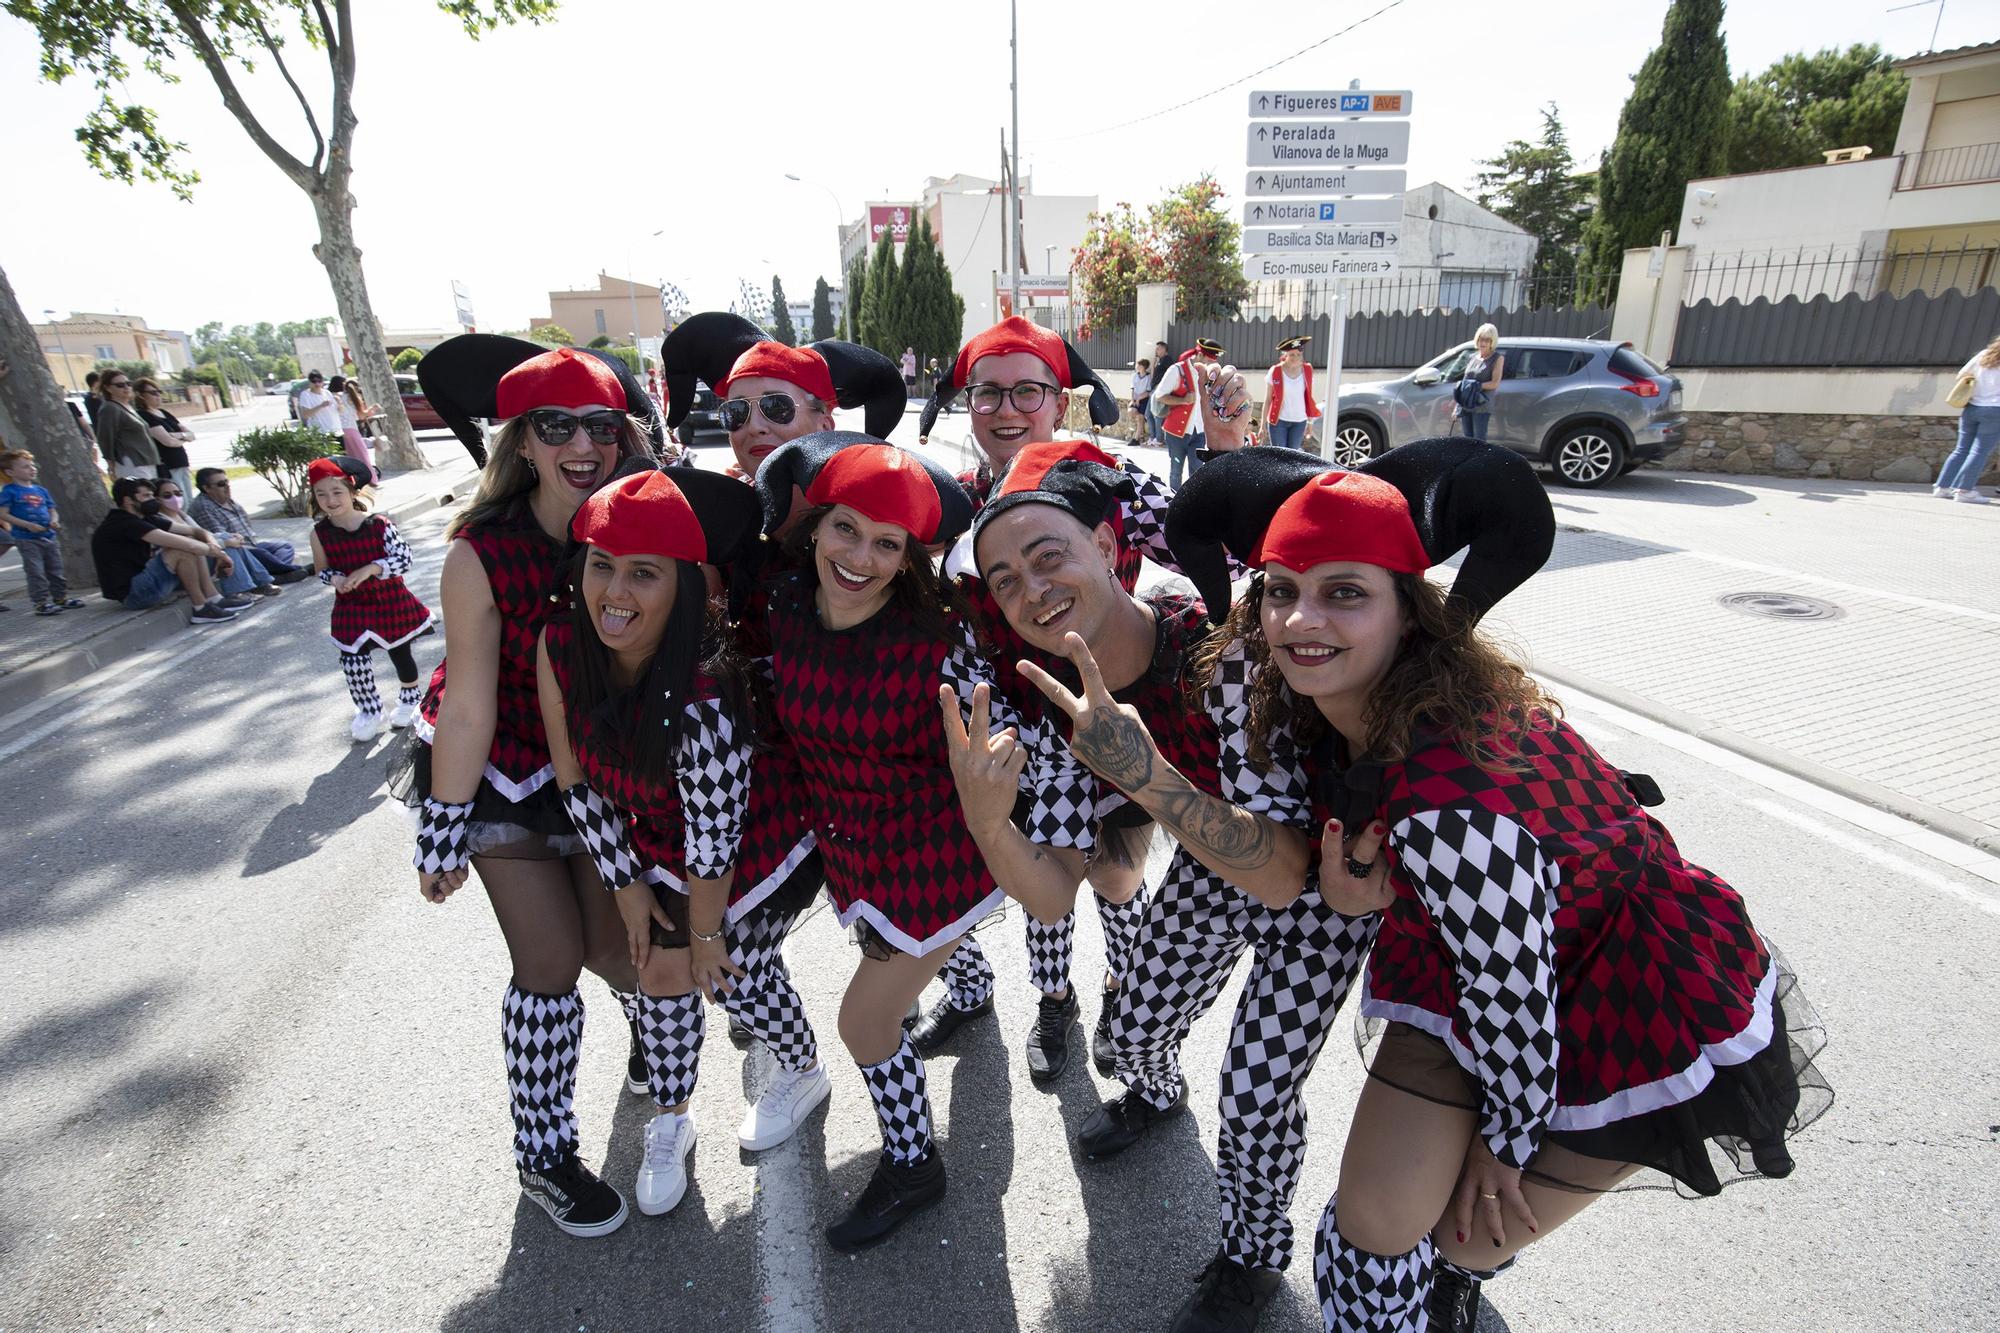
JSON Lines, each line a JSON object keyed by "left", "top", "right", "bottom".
{"left": 1550, "top": 427, "right": 1625, "bottom": 488}
{"left": 1329, "top": 417, "right": 1380, "bottom": 466}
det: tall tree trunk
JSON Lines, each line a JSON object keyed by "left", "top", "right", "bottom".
{"left": 0, "top": 262, "right": 110, "bottom": 588}
{"left": 311, "top": 186, "right": 422, "bottom": 471}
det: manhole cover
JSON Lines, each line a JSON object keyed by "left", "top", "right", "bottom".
{"left": 1717, "top": 591, "right": 1844, "bottom": 621}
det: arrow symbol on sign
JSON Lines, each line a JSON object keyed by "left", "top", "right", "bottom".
{"left": 1256, "top": 126, "right": 1268, "bottom": 141}
{"left": 1253, "top": 205, "right": 1264, "bottom": 220}
{"left": 1257, "top": 94, "right": 1269, "bottom": 110}
{"left": 1255, "top": 174, "right": 1267, "bottom": 189}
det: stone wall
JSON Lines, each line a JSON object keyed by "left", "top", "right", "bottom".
{"left": 1666, "top": 411, "right": 1993, "bottom": 484}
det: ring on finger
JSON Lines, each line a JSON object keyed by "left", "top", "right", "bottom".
{"left": 1345, "top": 857, "right": 1376, "bottom": 878}
{"left": 1480, "top": 1192, "right": 1499, "bottom": 1200}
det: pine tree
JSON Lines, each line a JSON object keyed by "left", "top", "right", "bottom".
{"left": 771, "top": 277, "right": 796, "bottom": 346}
{"left": 1578, "top": 0, "right": 1731, "bottom": 291}
{"left": 1474, "top": 104, "right": 1594, "bottom": 284}
{"left": 1724, "top": 45, "right": 1907, "bottom": 174}
{"left": 811, "top": 276, "right": 835, "bottom": 342}
{"left": 862, "top": 230, "right": 901, "bottom": 356}
{"left": 846, "top": 255, "right": 870, "bottom": 347}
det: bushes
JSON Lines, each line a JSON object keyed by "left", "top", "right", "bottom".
{"left": 393, "top": 347, "right": 424, "bottom": 371}
{"left": 232, "top": 423, "right": 343, "bottom": 516}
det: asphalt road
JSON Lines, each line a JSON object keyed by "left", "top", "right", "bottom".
{"left": 1, "top": 441, "right": 1995, "bottom": 1332}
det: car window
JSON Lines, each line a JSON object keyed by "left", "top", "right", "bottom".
{"left": 1432, "top": 348, "right": 1475, "bottom": 379}
{"left": 1608, "top": 347, "right": 1663, "bottom": 378}
{"left": 1510, "top": 350, "right": 1588, "bottom": 380}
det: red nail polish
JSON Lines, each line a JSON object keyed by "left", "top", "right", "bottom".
{"left": 1455, "top": 1230, "right": 1465, "bottom": 1244}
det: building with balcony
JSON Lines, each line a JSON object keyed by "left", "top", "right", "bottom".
{"left": 1676, "top": 39, "right": 2000, "bottom": 299}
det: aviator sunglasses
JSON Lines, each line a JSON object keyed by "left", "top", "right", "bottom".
{"left": 719, "top": 392, "right": 817, "bottom": 431}
{"left": 527, "top": 409, "right": 625, "bottom": 447}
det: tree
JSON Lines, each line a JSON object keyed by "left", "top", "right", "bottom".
{"left": 585, "top": 334, "right": 612, "bottom": 349}
{"left": 1724, "top": 45, "right": 1908, "bottom": 174}
{"left": 393, "top": 347, "right": 423, "bottom": 370}
{"left": 7, "top": 0, "right": 558, "bottom": 473}
{"left": 845, "top": 254, "right": 869, "bottom": 346}
{"left": 0, "top": 265, "right": 109, "bottom": 586}
{"left": 770, "top": 277, "right": 796, "bottom": 346}
{"left": 1072, "top": 200, "right": 1160, "bottom": 335}
{"left": 861, "top": 229, "right": 901, "bottom": 355}
{"left": 1150, "top": 175, "right": 1251, "bottom": 319}
{"left": 1578, "top": 0, "right": 1731, "bottom": 288}
{"left": 893, "top": 217, "right": 963, "bottom": 369}
{"left": 530, "top": 325, "right": 574, "bottom": 346}
{"left": 811, "top": 276, "right": 835, "bottom": 342}
{"left": 1474, "top": 104, "right": 1594, "bottom": 284}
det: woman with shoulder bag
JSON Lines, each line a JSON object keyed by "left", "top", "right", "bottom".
{"left": 1934, "top": 334, "right": 2000, "bottom": 504}
{"left": 1451, "top": 325, "right": 1504, "bottom": 441}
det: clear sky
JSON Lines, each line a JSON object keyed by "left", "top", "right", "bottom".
{"left": 2, "top": 0, "right": 1991, "bottom": 336}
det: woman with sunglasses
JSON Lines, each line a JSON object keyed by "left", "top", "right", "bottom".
{"left": 754, "top": 433, "right": 1050, "bottom": 1251}
{"left": 92, "top": 373, "right": 159, "bottom": 481}
{"left": 1080, "top": 440, "right": 1825, "bottom": 1332}
{"left": 131, "top": 378, "right": 196, "bottom": 496}
{"left": 397, "top": 339, "right": 662, "bottom": 1239}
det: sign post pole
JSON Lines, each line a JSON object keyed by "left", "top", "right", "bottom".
{"left": 1324, "top": 283, "right": 1344, "bottom": 457}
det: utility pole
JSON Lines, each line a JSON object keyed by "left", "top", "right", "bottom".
{"left": 1009, "top": 0, "right": 1022, "bottom": 314}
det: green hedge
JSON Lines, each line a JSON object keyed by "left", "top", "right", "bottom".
{"left": 232, "top": 424, "right": 344, "bottom": 516}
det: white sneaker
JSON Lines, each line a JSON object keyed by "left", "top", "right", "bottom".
{"left": 350, "top": 710, "right": 384, "bottom": 742}
{"left": 737, "top": 1063, "right": 832, "bottom": 1151}
{"left": 388, "top": 699, "right": 419, "bottom": 729}
{"left": 1955, "top": 489, "right": 1990, "bottom": 505}
{"left": 1935, "top": 485, "right": 1956, "bottom": 498}
{"left": 635, "top": 1111, "right": 695, "bottom": 1215}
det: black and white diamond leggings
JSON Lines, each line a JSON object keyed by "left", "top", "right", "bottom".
{"left": 502, "top": 984, "right": 584, "bottom": 1170}
{"left": 1312, "top": 1193, "right": 1433, "bottom": 1333}
{"left": 859, "top": 1036, "right": 933, "bottom": 1165}
{"left": 338, "top": 641, "right": 419, "bottom": 716}
{"left": 1111, "top": 851, "right": 1379, "bottom": 1272}
{"left": 943, "top": 887, "right": 1151, "bottom": 1003}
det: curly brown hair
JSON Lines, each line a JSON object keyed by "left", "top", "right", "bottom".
{"left": 1194, "top": 572, "right": 1560, "bottom": 770}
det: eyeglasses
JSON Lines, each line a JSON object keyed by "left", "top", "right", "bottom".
{"left": 719, "top": 392, "right": 816, "bottom": 431}
{"left": 526, "top": 409, "right": 625, "bottom": 447}
{"left": 105, "top": 380, "right": 130, "bottom": 389}
{"left": 966, "top": 381, "right": 1060, "bottom": 415}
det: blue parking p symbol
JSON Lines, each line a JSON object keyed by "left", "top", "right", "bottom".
{"left": 1319, "top": 203, "right": 1336, "bottom": 220}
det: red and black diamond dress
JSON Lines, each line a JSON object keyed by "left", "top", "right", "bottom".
{"left": 395, "top": 504, "right": 571, "bottom": 852}
{"left": 315, "top": 514, "right": 435, "bottom": 652}
{"left": 763, "top": 571, "right": 1011, "bottom": 956}
{"left": 546, "top": 619, "right": 819, "bottom": 928}
{"left": 1308, "top": 713, "right": 1831, "bottom": 1195}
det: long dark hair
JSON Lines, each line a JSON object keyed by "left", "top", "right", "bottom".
{"left": 557, "top": 549, "right": 752, "bottom": 787}
{"left": 781, "top": 503, "right": 969, "bottom": 638}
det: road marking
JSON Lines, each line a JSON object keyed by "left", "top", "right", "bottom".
{"left": 1745, "top": 798, "right": 2000, "bottom": 920}
{"left": 0, "top": 614, "right": 249, "bottom": 762}
{"left": 744, "top": 1045, "right": 826, "bottom": 1333}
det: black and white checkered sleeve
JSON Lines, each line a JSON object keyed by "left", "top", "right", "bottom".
{"left": 1117, "top": 457, "right": 1179, "bottom": 573}
{"left": 678, "top": 697, "right": 749, "bottom": 879}
{"left": 561, "top": 783, "right": 644, "bottom": 891}
{"left": 1204, "top": 638, "right": 1311, "bottom": 825}
{"left": 375, "top": 518, "right": 415, "bottom": 577}
{"left": 413, "top": 797, "right": 474, "bottom": 874}
{"left": 317, "top": 568, "right": 339, "bottom": 587}
{"left": 1391, "top": 805, "right": 1560, "bottom": 1170}
{"left": 1023, "top": 713, "right": 1096, "bottom": 850}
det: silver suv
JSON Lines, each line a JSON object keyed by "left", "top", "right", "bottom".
{"left": 1329, "top": 337, "right": 1686, "bottom": 487}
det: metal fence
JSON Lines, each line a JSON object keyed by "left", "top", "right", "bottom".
{"left": 1342, "top": 302, "right": 1615, "bottom": 369}
{"left": 1683, "top": 240, "right": 1998, "bottom": 305}
{"left": 1672, "top": 285, "right": 2000, "bottom": 368}
{"left": 1896, "top": 140, "right": 2000, "bottom": 191}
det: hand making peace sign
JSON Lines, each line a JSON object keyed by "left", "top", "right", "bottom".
{"left": 937, "top": 681, "right": 1026, "bottom": 834}
{"left": 1016, "top": 632, "right": 1164, "bottom": 797}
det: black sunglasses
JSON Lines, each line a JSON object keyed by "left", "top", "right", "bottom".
{"left": 527, "top": 409, "right": 624, "bottom": 447}
{"left": 719, "top": 392, "right": 814, "bottom": 432}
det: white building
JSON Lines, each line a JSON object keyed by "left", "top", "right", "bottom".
{"left": 1676, "top": 39, "right": 2000, "bottom": 299}
{"left": 785, "top": 286, "right": 845, "bottom": 339}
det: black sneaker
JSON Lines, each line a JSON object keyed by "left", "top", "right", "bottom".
{"left": 59, "top": 597, "right": 87, "bottom": 609}
{"left": 1077, "top": 1078, "right": 1188, "bottom": 1161}
{"left": 1169, "top": 1250, "right": 1283, "bottom": 1333}
{"left": 36, "top": 602, "right": 61, "bottom": 616}
{"left": 1091, "top": 991, "right": 1118, "bottom": 1077}
{"left": 272, "top": 568, "right": 314, "bottom": 585}
{"left": 190, "top": 604, "right": 237, "bottom": 624}
{"left": 518, "top": 1154, "right": 629, "bottom": 1238}
{"left": 216, "top": 594, "right": 256, "bottom": 610}
{"left": 727, "top": 1012, "right": 756, "bottom": 1048}
{"left": 625, "top": 1015, "right": 647, "bottom": 1096}
{"left": 1425, "top": 1266, "right": 1481, "bottom": 1333}
{"left": 908, "top": 993, "right": 994, "bottom": 1056}
{"left": 250, "top": 582, "right": 284, "bottom": 597}
{"left": 1025, "top": 990, "right": 1079, "bottom": 1083}
{"left": 824, "top": 1148, "right": 947, "bottom": 1251}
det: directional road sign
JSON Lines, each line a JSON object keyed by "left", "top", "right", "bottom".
{"left": 1243, "top": 254, "right": 1400, "bottom": 281}
{"left": 1242, "top": 227, "right": 1399, "bottom": 256}
{"left": 1247, "top": 120, "right": 1410, "bottom": 167}
{"left": 1243, "top": 198, "right": 1403, "bottom": 227}
{"left": 1248, "top": 89, "right": 1411, "bottom": 118}
{"left": 1245, "top": 169, "right": 1407, "bottom": 197}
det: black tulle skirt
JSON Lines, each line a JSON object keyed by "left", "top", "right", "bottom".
{"left": 1357, "top": 954, "right": 1832, "bottom": 1198}
{"left": 385, "top": 734, "right": 575, "bottom": 860}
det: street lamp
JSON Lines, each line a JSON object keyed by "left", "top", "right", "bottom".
{"left": 42, "top": 309, "right": 78, "bottom": 392}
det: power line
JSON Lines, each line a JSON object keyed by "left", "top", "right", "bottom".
{"left": 1042, "top": 0, "right": 1410, "bottom": 144}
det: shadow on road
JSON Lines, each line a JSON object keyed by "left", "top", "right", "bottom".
{"left": 241, "top": 732, "right": 395, "bottom": 877}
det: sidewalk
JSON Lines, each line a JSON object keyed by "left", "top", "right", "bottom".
{"left": 0, "top": 434, "right": 480, "bottom": 716}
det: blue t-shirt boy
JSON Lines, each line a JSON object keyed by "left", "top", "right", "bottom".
{"left": 0, "top": 482, "right": 59, "bottom": 542}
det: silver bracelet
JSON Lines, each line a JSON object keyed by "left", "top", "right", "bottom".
{"left": 691, "top": 924, "right": 725, "bottom": 943}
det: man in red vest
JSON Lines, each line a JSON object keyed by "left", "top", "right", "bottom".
{"left": 1153, "top": 337, "right": 1224, "bottom": 487}
{"left": 1264, "top": 335, "right": 1321, "bottom": 452}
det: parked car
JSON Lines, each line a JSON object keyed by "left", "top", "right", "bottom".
{"left": 394, "top": 374, "right": 449, "bottom": 431}
{"left": 1331, "top": 337, "right": 1686, "bottom": 487}
{"left": 676, "top": 379, "right": 729, "bottom": 449}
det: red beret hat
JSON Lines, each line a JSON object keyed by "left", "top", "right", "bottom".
{"left": 951, "top": 316, "right": 1073, "bottom": 390}
{"left": 495, "top": 346, "right": 628, "bottom": 419}
{"left": 569, "top": 469, "right": 706, "bottom": 563}
{"left": 1253, "top": 470, "right": 1431, "bottom": 576}
{"left": 719, "top": 342, "right": 838, "bottom": 405}
{"left": 306, "top": 457, "right": 349, "bottom": 485}
{"left": 994, "top": 438, "right": 1118, "bottom": 497}
{"left": 803, "top": 443, "right": 945, "bottom": 543}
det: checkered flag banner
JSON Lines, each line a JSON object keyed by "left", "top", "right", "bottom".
{"left": 414, "top": 797, "right": 474, "bottom": 874}
{"left": 561, "top": 783, "right": 645, "bottom": 890}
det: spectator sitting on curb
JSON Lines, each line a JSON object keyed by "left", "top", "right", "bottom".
{"left": 190, "top": 467, "right": 312, "bottom": 583}
{"left": 89, "top": 477, "right": 262, "bottom": 624}
{"left": 0, "top": 448, "right": 86, "bottom": 615}
{"left": 153, "top": 477, "right": 281, "bottom": 598}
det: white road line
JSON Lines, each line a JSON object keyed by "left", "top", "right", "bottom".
{"left": 745, "top": 1044, "right": 826, "bottom": 1333}
{"left": 0, "top": 615, "right": 249, "bottom": 762}
{"left": 1745, "top": 797, "right": 2000, "bottom": 920}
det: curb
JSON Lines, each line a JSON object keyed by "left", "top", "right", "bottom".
{"left": 0, "top": 464, "right": 478, "bottom": 721}
{"left": 1535, "top": 660, "right": 2000, "bottom": 858}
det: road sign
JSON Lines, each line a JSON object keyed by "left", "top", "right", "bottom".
{"left": 1249, "top": 89, "right": 1411, "bottom": 118}
{"left": 1246, "top": 169, "right": 1406, "bottom": 197}
{"left": 1242, "top": 254, "right": 1400, "bottom": 281}
{"left": 1242, "top": 227, "right": 1399, "bottom": 256}
{"left": 1243, "top": 198, "right": 1403, "bottom": 227}
{"left": 1247, "top": 120, "right": 1410, "bottom": 167}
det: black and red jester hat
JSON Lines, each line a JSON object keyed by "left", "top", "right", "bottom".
{"left": 418, "top": 334, "right": 661, "bottom": 468}
{"left": 660, "top": 311, "right": 908, "bottom": 440}
{"left": 755, "top": 431, "right": 974, "bottom": 546}
{"left": 936, "top": 315, "right": 1121, "bottom": 428}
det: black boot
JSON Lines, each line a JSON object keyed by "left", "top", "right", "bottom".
{"left": 1091, "top": 989, "right": 1118, "bottom": 1077}
{"left": 1169, "top": 1250, "right": 1282, "bottom": 1333}
{"left": 1077, "top": 1078, "right": 1188, "bottom": 1160}
{"left": 624, "top": 1015, "right": 647, "bottom": 1096}
{"left": 824, "top": 1148, "right": 947, "bottom": 1251}
{"left": 1426, "top": 1265, "right": 1482, "bottom": 1333}
{"left": 1025, "top": 990, "right": 1080, "bottom": 1083}
{"left": 908, "top": 993, "right": 994, "bottom": 1056}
